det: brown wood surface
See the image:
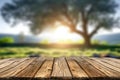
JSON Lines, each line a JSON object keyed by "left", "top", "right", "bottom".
{"left": 35, "top": 57, "right": 53, "bottom": 78}
{"left": 51, "top": 57, "right": 72, "bottom": 78}
{"left": 0, "top": 57, "right": 119, "bottom": 80}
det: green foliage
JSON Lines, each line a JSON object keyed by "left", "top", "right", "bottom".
{"left": 0, "top": 51, "right": 16, "bottom": 56}
{"left": 91, "top": 40, "right": 108, "bottom": 45}
{"left": 101, "top": 41, "right": 108, "bottom": 45}
{"left": 92, "top": 40, "right": 100, "bottom": 45}
{"left": 1, "top": 0, "right": 119, "bottom": 46}
{"left": 0, "top": 45, "right": 120, "bottom": 59}
{"left": 1, "top": 0, "right": 118, "bottom": 34}
{"left": 40, "top": 39, "right": 49, "bottom": 44}
{"left": 0, "top": 37, "right": 14, "bottom": 43}
{"left": 76, "top": 40, "right": 84, "bottom": 44}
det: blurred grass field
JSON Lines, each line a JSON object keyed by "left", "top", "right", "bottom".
{"left": 0, "top": 45, "right": 120, "bottom": 59}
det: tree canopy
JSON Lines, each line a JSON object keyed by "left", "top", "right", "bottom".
{"left": 1, "top": 0, "right": 119, "bottom": 46}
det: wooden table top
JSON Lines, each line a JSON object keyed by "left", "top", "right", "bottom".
{"left": 0, "top": 57, "right": 120, "bottom": 80}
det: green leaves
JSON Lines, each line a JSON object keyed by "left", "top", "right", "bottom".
{"left": 1, "top": 0, "right": 118, "bottom": 35}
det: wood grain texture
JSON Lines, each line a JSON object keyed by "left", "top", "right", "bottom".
{"left": 66, "top": 57, "right": 88, "bottom": 78}
{"left": 92, "top": 58, "right": 120, "bottom": 73}
{"left": 35, "top": 57, "right": 53, "bottom": 78}
{"left": 15, "top": 57, "right": 45, "bottom": 78}
{"left": 0, "top": 58, "right": 26, "bottom": 73}
{"left": 51, "top": 57, "right": 72, "bottom": 78}
{"left": 0, "top": 57, "right": 119, "bottom": 79}
{"left": 0, "top": 59, "right": 16, "bottom": 69}
{"left": 82, "top": 57, "right": 120, "bottom": 77}
{"left": 0, "top": 58, "right": 34, "bottom": 77}
{"left": 73, "top": 57, "right": 107, "bottom": 78}
{"left": 0, "top": 58, "right": 14, "bottom": 65}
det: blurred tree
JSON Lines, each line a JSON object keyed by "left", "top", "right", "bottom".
{"left": 0, "top": 37, "right": 14, "bottom": 43}
{"left": 18, "top": 32, "right": 25, "bottom": 43}
{"left": 1, "top": 0, "right": 119, "bottom": 47}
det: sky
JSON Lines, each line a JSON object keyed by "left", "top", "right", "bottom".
{"left": 0, "top": 0, "right": 120, "bottom": 41}
{"left": 0, "top": 0, "right": 32, "bottom": 35}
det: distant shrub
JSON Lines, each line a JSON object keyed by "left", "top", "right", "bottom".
{"left": 0, "top": 51, "right": 16, "bottom": 56}
{"left": 101, "top": 41, "right": 108, "bottom": 45}
{"left": 26, "top": 51, "right": 35, "bottom": 55}
{"left": 0, "top": 37, "right": 14, "bottom": 43}
{"left": 92, "top": 40, "right": 100, "bottom": 45}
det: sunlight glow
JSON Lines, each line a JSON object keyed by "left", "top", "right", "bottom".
{"left": 47, "top": 24, "right": 82, "bottom": 43}
{"left": 38, "top": 24, "right": 82, "bottom": 44}
{"left": 53, "top": 26, "right": 70, "bottom": 40}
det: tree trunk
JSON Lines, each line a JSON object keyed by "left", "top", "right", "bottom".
{"left": 83, "top": 35, "right": 91, "bottom": 48}
{"left": 81, "top": 11, "right": 92, "bottom": 47}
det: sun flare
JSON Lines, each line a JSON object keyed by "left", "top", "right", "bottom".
{"left": 44, "top": 24, "right": 82, "bottom": 43}
{"left": 53, "top": 26, "right": 70, "bottom": 40}
{"left": 39, "top": 23, "right": 82, "bottom": 44}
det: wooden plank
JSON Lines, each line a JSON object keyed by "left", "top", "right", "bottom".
{"left": 0, "top": 58, "right": 35, "bottom": 77}
{"left": 66, "top": 57, "right": 88, "bottom": 78}
{"left": 73, "top": 57, "right": 106, "bottom": 78}
{"left": 0, "top": 57, "right": 119, "bottom": 79}
{"left": 0, "top": 59, "right": 16, "bottom": 69}
{"left": 82, "top": 57, "right": 120, "bottom": 77}
{"left": 0, "top": 58, "right": 27, "bottom": 73}
{"left": 51, "top": 57, "right": 72, "bottom": 78}
{"left": 15, "top": 57, "right": 45, "bottom": 78}
{"left": 0, "top": 58, "right": 14, "bottom": 65}
{"left": 100, "top": 58, "right": 120, "bottom": 68}
{"left": 104, "top": 58, "right": 120, "bottom": 64}
{"left": 92, "top": 58, "right": 120, "bottom": 73}
{"left": 35, "top": 57, "right": 53, "bottom": 78}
